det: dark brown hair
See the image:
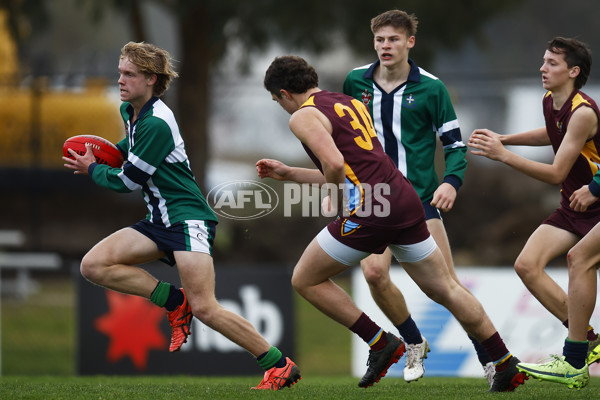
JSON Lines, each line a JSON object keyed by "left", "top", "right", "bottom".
{"left": 547, "top": 37, "right": 592, "bottom": 90}
{"left": 370, "top": 9, "right": 418, "bottom": 36}
{"left": 264, "top": 56, "right": 319, "bottom": 97}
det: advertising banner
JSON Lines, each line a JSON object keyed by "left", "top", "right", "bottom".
{"left": 78, "top": 264, "right": 294, "bottom": 375}
{"left": 352, "top": 266, "right": 600, "bottom": 378}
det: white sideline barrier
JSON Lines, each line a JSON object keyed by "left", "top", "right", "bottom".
{"left": 0, "top": 252, "right": 62, "bottom": 298}
{"left": 352, "top": 266, "right": 600, "bottom": 378}
{"left": 0, "top": 230, "right": 25, "bottom": 247}
{"left": 0, "top": 252, "right": 62, "bottom": 268}
{"left": 0, "top": 230, "right": 62, "bottom": 298}
{"left": 0, "top": 230, "right": 63, "bottom": 376}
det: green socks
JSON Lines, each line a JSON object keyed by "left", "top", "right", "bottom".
{"left": 257, "top": 347, "right": 283, "bottom": 370}
{"left": 150, "top": 281, "right": 171, "bottom": 307}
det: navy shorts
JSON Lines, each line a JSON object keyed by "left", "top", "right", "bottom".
{"left": 131, "top": 219, "right": 217, "bottom": 266}
{"left": 422, "top": 200, "right": 442, "bottom": 220}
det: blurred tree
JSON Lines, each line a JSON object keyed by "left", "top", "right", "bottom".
{"left": 88, "top": 0, "right": 146, "bottom": 42}
{"left": 1, "top": 0, "right": 521, "bottom": 192}
{"left": 0, "top": 0, "right": 49, "bottom": 68}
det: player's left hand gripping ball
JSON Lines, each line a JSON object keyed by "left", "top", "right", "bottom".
{"left": 63, "top": 135, "right": 124, "bottom": 167}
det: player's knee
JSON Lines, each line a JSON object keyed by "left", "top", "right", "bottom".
{"left": 291, "top": 269, "right": 315, "bottom": 298}
{"left": 361, "top": 263, "right": 388, "bottom": 288}
{"left": 79, "top": 254, "right": 102, "bottom": 283}
{"left": 566, "top": 248, "right": 586, "bottom": 275}
{"left": 421, "top": 277, "right": 460, "bottom": 306}
{"left": 422, "top": 283, "right": 449, "bottom": 305}
{"left": 513, "top": 258, "right": 536, "bottom": 282}
{"left": 290, "top": 273, "right": 305, "bottom": 295}
{"left": 188, "top": 298, "right": 222, "bottom": 326}
{"left": 188, "top": 302, "right": 211, "bottom": 323}
{"left": 426, "top": 289, "right": 452, "bottom": 308}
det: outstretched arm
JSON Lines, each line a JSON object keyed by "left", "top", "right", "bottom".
{"left": 256, "top": 158, "right": 325, "bottom": 184}
{"left": 289, "top": 108, "right": 345, "bottom": 187}
{"left": 289, "top": 107, "right": 345, "bottom": 211}
{"left": 468, "top": 127, "right": 549, "bottom": 156}
{"left": 469, "top": 108, "right": 596, "bottom": 185}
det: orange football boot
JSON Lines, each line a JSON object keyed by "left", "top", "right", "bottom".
{"left": 252, "top": 357, "right": 302, "bottom": 390}
{"left": 166, "top": 289, "right": 192, "bottom": 352}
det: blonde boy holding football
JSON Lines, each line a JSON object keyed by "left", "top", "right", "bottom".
{"left": 63, "top": 41, "right": 300, "bottom": 390}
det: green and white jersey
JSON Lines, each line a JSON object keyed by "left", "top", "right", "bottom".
{"left": 343, "top": 59, "right": 467, "bottom": 202}
{"left": 90, "top": 97, "right": 218, "bottom": 227}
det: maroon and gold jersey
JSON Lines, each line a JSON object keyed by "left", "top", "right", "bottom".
{"left": 543, "top": 89, "right": 600, "bottom": 212}
{"left": 299, "top": 90, "right": 424, "bottom": 229}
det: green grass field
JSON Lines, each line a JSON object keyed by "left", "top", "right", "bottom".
{"left": 1, "top": 278, "right": 599, "bottom": 399}
{"left": 1, "top": 375, "right": 598, "bottom": 400}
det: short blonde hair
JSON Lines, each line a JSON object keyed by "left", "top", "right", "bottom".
{"left": 120, "top": 42, "right": 178, "bottom": 97}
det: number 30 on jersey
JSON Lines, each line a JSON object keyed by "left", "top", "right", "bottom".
{"left": 334, "top": 99, "right": 378, "bottom": 151}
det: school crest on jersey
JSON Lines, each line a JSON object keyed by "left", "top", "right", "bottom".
{"left": 403, "top": 93, "right": 416, "bottom": 108}
{"left": 556, "top": 121, "right": 563, "bottom": 134}
{"left": 361, "top": 89, "right": 372, "bottom": 106}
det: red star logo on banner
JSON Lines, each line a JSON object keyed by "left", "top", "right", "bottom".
{"left": 94, "top": 290, "right": 168, "bottom": 370}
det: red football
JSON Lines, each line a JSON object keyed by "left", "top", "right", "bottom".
{"left": 63, "top": 135, "right": 124, "bottom": 168}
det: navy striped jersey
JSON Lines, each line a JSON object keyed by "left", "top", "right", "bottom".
{"left": 89, "top": 97, "right": 218, "bottom": 227}
{"left": 343, "top": 59, "right": 467, "bottom": 202}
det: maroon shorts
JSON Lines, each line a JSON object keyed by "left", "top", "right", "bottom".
{"left": 543, "top": 205, "right": 600, "bottom": 238}
{"left": 325, "top": 216, "right": 430, "bottom": 254}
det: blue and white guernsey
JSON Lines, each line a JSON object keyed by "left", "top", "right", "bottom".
{"left": 89, "top": 97, "right": 217, "bottom": 227}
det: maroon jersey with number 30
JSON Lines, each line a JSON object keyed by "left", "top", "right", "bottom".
{"left": 299, "top": 90, "right": 425, "bottom": 229}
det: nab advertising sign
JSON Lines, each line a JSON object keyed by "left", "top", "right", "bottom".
{"left": 78, "top": 264, "right": 294, "bottom": 375}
